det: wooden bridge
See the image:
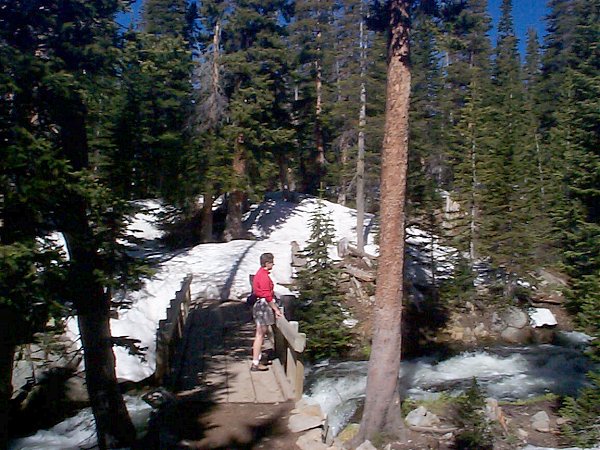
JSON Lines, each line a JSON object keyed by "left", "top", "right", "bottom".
{"left": 142, "top": 276, "right": 309, "bottom": 449}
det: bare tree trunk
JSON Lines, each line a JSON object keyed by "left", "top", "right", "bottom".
{"left": 57, "top": 100, "right": 135, "bottom": 449}
{"left": 224, "top": 134, "right": 246, "bottom": 241}
{"left": 356, "top": 1, "right": 367, "bottom": 253}
{"left": 200, "top": 191, "right": 214, "bottom": 243}
{"left": 315, "top": 39, "right": 326, "bottom": 186}
{"left": 354, "top": 0, "right": 411, "bottom": 444}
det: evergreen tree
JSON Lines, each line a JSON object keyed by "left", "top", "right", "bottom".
{"left": 289, "top": 0, "right": 338, "bottom": 193}
{"left": 219, "top": 0, "right": 295, "bottom": 239}
{"left": 0, "top": 1, "right": 146, "bottom": 446}
{"left": 440, "top": 0, "right": 493, "bottom": 263}
{"left": 295, "top": 199, "right": 353, "bottom": 360}
{"left": 560, "top": 371, "right": 600, "bottom": 447}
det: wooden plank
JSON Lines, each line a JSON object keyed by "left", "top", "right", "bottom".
{"left": 226, "top": 359, "right": 257, "bottom": 403}
{"left": 277, "top": 355, "right": 295, "bottom": 401}
{"left": 250, "top": 361, "right": 286, "bottom": 403}
{"left": 275, "top": 318, "right": 306, "bottom": 353}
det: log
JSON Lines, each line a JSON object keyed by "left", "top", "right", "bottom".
{"left": 408, "top": 426, "right": 458, "bottom": 434}
{"left": 341, "top": 264, "right": 376, "bottom": 283}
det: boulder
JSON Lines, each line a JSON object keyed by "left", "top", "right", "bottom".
{"left": 501, "top": 326, "right": 532, "bottom": 344}
{"left": 502, "top": 307, "right": 529, "bottom": 329}
{"left": 405, "top": 405, "right": 440, "bottom": 428}
{"left": 296, "top": 428, "right": 328, "bottom": 450}
{"left": 531, "top": 410, "right": 551, "bottom": 432}
{"left": 289, "top": 412, "right": 324, "bottom": 433}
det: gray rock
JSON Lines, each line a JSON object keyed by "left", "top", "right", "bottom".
{"left": 531, "top": 410, "right": 551, "bottom": 432}
{"left": 356, "top": 440, "right": 377, "bottom": 450}
{"left": 289, "top": 413, "right": 324, "bottom": 433}
{"left": 501, "top": 326, "right": 532, "bottom": 344}
{"left": 405, "top": 405, "right": 440, "bottom": 428}
{"left": 502, "top": 307, "right": 529, "bottom": 329}
{"left": 296, "top": 428, "right": 328, "bottom": 450}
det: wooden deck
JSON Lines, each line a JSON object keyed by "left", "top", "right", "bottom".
{"left": 172, "top": 299, "right": 293, "bottom": 403}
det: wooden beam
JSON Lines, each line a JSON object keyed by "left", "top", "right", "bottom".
{"left": 275, "top": 317, "right": 306, "bottom": 353}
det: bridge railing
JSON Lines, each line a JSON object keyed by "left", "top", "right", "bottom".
{"left": 273, "top": 315, "right": 306, "bottom": 400}
{"left": 154, "top": 274, "right": 193, "bottom": 385}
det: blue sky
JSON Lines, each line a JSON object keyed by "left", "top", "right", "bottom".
{"left": 119, "top": 0, "right": 550, "bottom": 57}
{"left": 488, "top": 0, "right": 549, "bottom": 55}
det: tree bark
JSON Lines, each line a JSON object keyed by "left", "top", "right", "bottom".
{"left": 356, "top": 1, "right": 367, "bottom": 253}
{"left": 56, "top": 98, "right": 135, "bottom": 449}
{"left": 200, "top": 191, "right": 214, "bottom": 243}
{"left": 224, "top": 134, "right": 247, "bottom": 241}
{"left": 354, "top": 0, "right": 411, "bottom": 444}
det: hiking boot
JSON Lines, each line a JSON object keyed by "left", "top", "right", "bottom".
{"left": 250, "top": 363, "right": 269, "bottom": 372}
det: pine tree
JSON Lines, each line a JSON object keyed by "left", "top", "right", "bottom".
{"left": 295, "top": 199, "right": 353, "bottom": 360}
{"left": 289, "top": 0, "right": 338, "bottom": 194}
{"left": 440, "top": 0, "right": 493, "bottom": 264}
{"left": 549, "top": 0, "right": 600, "bottom": 343}
{"left": 219, "top": 0, "right": 295, "bottom": 239}
{"left": 0, "top": 1, "right": 143, "bottom": 446}
{"left": 560, "top": 371, "right": 600, "bottom": 447}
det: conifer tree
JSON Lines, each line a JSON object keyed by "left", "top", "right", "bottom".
{"left": 295, "top": 199, "right": 352, "bottom": 360}
{"left": 218, "top": 0, "right": 295, "bottom": 239}
{"left": 0, "top": 1, "right": 137, "bottom": 447}
{"left": 289, "top": 0, "right": 338, "bottom": 193}
{"left": 478, "top": 0, "right": 533, "bottom": 278}
{"left": 440, "top": 0, "right": 493, "bottom": 263}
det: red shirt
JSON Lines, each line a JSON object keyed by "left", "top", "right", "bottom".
{"left": 253, "top": 267, "right": 274, "bottom": 302}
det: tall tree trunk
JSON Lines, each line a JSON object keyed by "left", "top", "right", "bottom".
{"left": 355, "top": 0, "right": 411, "bottom": 444}
{"left": 56, "top": 99, "right": 134, "bottom": 449}
{"left": 315, "top": 40, "right": 326, "bottom": 187}
{"left": 356, "top": 2, "right": 367, "bottom": 253}
{"left": 0, "top": 308, "right": 21, "bottom": 450}
{"left": 224, "top": 134, "right": 246, "bottom": 241}
{"left": 200, "top": 191, "right": 214, "bottom": 243}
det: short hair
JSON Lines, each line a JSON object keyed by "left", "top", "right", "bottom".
{"left": 260, "top": 252, "right": 274, "bottom": 267}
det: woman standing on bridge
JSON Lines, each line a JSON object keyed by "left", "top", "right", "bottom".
{"left": 251, "top": 253, "right": 283, "bottom": 372}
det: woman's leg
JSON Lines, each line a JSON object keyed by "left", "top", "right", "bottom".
{"left": 252, "top": 324, "right": 267, "bottom": 364}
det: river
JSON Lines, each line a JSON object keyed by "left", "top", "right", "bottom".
{"left": 304, "top": 331, "right": 596, "bottom": 438}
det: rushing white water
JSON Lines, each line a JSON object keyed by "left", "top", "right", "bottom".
{"left": 305, "top": 334, "right": 595, "bottom": 438}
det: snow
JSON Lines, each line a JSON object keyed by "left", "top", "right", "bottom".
{"left": 64, "top": 196, "right": 382, "bottom": 382}
{"left": 529, "top": 308, "right": 558, "bottom": 328}
{"left": 10, "top": 195, "right": 594, "bottom": 450}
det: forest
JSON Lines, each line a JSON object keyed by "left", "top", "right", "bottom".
{"left": 0, "top": 0, "right": 598, "bottom": 448}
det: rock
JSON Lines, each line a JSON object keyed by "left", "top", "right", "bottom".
{"left": 491, "top": 312, "right": 506, "bottom": 332}
{"left": 556, "top": 417, "right": 569, "bottom": 426}
{"left": 531, "top": 410, "right": 551, "bottom": 432}
{"left": 296, "top": 428, "right": 328, "bottom": 450}
{"left": 533, "top": 291, "right": 565, "bottom": 305}
{"left": 502, "top": 307, "right": 529, "bottom": 329}
{"left": 441, "top": 432, "right": 454, "bottom": 440}
{"left": 532, "top": 327, "right": 555, "bottom": 344}
{"left": 291, "top": 241, "right": 307, "bottom": 267}
{"left": 537, "top": 268, "right": 567, "bottom": 287}
{"left": 289, "top": 413, "right": 324, "bottom": 433}
{"left": 64, "top": 374, "right": 89, "bottom": 403}
{"left": 516, "top": 428, "right": 529, "bottom": 440}
{"left": 501, "top": 326, "right": 532, "bottom": 344}
{"left": 336, "top": 423, "right": 359, "bottom": 446}
{"left": 356, "top": 440, "right": 377, "bottom": 450}
{"left": 405, "top": 405, "right": 440, "bottom": 428}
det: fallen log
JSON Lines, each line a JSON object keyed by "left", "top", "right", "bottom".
{"left": 341, "top": 264, "right": 376, "bottom": 282}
